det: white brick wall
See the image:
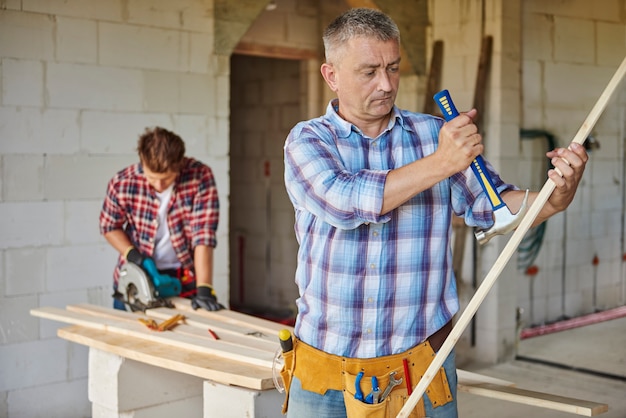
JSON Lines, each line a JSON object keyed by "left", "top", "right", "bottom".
{"left": 431, "top": 0, "right": 626, "bottom": 364}
{"left": 518, "top": 0, "right": 626, "bottom": 338}
{"left": 0, "top": 108, "right": 80, "bottom": 154}
{"left": 1, "top": 59, "right": 43, "bottom": 107}
{"left": 48, "top": 63, "right": 144, "bottom": 110}
{"left": 88, "top": 349, "right": 203, "bottom": 412}
{"left": 0, "top": 0, "right": 227, "bottom": 416}
{"left": 240, "top": 1, "right": 318, "bottom": 50}
{"left": 554, "top": 17, "right": 596, "bottom": 64}
{"left": 2, "top": 155, "right": 45, "bottom": 201}
{"left": 1, "top": 0, "right": 625, "bottom": 415}
{"left": 22, "top": 0, "right": 123, "bottom": 21}
{"left": 56, "top": 17, "right": 98, "bottom": 64}
{"left": 0, "top": 202, "right": 64, "bottom": 248}
{"left": 0, "top": 10, "right": 55, "bottom": 60}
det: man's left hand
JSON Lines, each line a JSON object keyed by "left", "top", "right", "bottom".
{"left": 192, "top": 285, "right": 225, "bottom": 311}
{"left": 545, "top": 142, "right": 588, "bottom": 211}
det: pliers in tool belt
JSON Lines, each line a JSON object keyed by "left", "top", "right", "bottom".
{"left": 354, "top": 371, "right": 365, "bottom": 401}
{"left": 365, "top": 376, "right": 380, "bottom": 404}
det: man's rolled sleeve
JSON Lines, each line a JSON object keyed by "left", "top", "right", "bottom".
{"left": 285, "top": 135, "right": 390, "bottom": 230}
{"left": 190, "top": 170, "right": 219, "bottom": 249}
{"left": 451, "top": 164, "right": 519, "bottom": 229}
{"left": 353, "top": 169, "right": 392, "bottom": 224}
{"left": 99, "top": 181, "right": 124, "bottom": 235}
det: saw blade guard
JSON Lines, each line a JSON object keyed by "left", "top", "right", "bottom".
{"left": 118, "top": 262, "right": 157, "bottom": 306}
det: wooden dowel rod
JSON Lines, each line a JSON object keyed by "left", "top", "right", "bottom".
{"left": 397, "top": 55, "right": 626, "bottom": 417}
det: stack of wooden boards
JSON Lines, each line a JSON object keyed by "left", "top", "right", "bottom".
{"left": 31, "top": 298, "right": 608, "bottom": 415}
{"left": 32, "top": 297, "right": 285, "bottom": 390}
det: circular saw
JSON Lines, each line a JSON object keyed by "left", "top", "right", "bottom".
{"left": 116, "top": 263, "right": 180, "bottom": 312}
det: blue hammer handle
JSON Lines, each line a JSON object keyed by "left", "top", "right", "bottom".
{"left": 433, "top": 90, "right": 505, "bottom": 211}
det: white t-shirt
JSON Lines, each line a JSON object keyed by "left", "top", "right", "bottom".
{"left": 153, "top": 184, "right": 181, "bottom": 270}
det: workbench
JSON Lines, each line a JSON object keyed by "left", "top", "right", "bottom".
{"left": 32, "top": 299, "right": 609, "bottom": 418}
{"left": 33, "top": 299, "right": 286, "bottom": 417}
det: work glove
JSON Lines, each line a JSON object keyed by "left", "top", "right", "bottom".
{"left": 191, "top": 285, "right": 224, "bottom": 311}
{"left": 126, "top": 247, "right": 145, "bottom": 266}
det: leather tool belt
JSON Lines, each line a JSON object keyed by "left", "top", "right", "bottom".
{"left": 280, "top": 321, "right": 454, "bottom": 417}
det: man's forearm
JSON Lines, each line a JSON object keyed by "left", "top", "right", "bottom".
{"left": 381, "top": 154, "right": 452, "bottom": 215}
{"left": 193, "top": 245, "right": 214, "bottom": 286}
{"left": 104, "top": 230, "right": 134, "bottom": 256}
{"left": 501, "top": 190, "right": 554, "bottom": 228}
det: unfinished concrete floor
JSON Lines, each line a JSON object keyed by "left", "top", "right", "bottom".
{"left": 458, "top": 316, "right": 626, "bottom": 417}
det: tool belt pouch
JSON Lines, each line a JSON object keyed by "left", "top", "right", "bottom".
{"left": 279, "top": 346, "right": 296, "bottom": 414}
{"left": 342, "top": 371, "right": 426, "bottom": 418}
{"left": 292, "top": 340, "right": 453, "bottom": 418}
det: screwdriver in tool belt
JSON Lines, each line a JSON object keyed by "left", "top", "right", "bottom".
{"left": 279, "top": 329, "right": 293, "bottom": 353}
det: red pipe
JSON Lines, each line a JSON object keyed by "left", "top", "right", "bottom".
{"left": 520, "top": 305, "right": 626, "bottom": 339}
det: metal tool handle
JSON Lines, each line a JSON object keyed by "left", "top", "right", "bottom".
{"left": 433, "top": 89, "right": 505, "bottom": 210}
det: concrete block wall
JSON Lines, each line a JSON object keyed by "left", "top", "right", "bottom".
{"left": 89, "top": 349, "right": 204, "bottom": 417}
{"left": 0, "top": 0, "right": 229, "bottom": 416}
{"left": 238, "top": 0, "right": 320, "bottom": 52}
{"left": 430, "top": 0, "right": 626, "bottom": 364}
{"left": 427, "top": 0, "right": 522, "bottom": 364}
{"left": 204, "top": 380, "right": 283, "bottom": 418}
{"left": 2, "top": 0, "right": 625, "bottom": 414}
{"left": 517, "top": 0, "right": 626, "bottom": 328}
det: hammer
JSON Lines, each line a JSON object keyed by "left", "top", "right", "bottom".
{"left": 434, "top": 89, "right": 529, "bottom": 244}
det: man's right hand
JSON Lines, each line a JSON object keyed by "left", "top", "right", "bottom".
{"left": 126, "top": 247, "right": 145, "bottom": 266}
{"left": 437, "top": 108, "right": 483, "bottom": 174}
{"left": 125, "top": 247, "right": 181, "bottom": 297}
{"left": 126, "top": 247, "right": 165, "bottom": 281}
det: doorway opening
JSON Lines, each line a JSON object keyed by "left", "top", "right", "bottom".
{"left": 228, "top": 54, "right": 302, "bottom": 325}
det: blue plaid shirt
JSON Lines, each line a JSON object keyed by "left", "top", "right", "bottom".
{"left": 284, "top": 100, "right": 516, "bottom": 359}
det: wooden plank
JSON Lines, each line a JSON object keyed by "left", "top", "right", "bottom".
{"left": 58, "top": 325, "right": 275, "bottom": 390}
{"left": 456, "top": 370, "right": 608, "bottom": 415}
{"left": 57, "top": 324, "right": 608, "bottom": 412}
{"left": 169, "top": 297, "right": 292, "bottom": 336}
{"left": 66, "top": 304, "right": 279, "bottom": 352}
{"left": 44, "top": 305, "right": 608, "bottom": 413}
{"left": 472, "top": 35, "right": 493, "bottom": 128}
{"left": 456, "top": 369, "right": 513, "bottom": 387}
{"left": 422, "top": 40, "right": 444, "bottom": 115}
{"left": 32, "top": 307, "right": 275, "bottom": 368}
{"left": 146, "top": 307, "right": 278, "bottom": 343}
{"left": 233, "top": 41, "right": 318, "bottom": 60}
{"left": 59, "top": 323, "right": 609, "bottom": 411}
{"left": 457, "top": 383, "right": 608, "bottom": 417}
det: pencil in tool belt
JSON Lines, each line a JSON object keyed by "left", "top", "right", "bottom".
{"left": 403, "top": 358, "right": 413, "bottom": 395}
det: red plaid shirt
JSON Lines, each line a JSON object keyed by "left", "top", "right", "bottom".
{"left": 100, "top": 157, "right": 219, "bottom": 286}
